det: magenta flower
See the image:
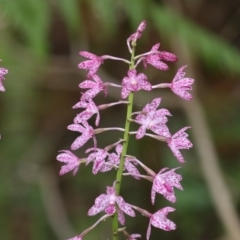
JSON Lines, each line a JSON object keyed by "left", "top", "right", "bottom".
{"left": 67, "top": 122, "right": 96, "bottom": 150}
{"left": 134, "top": 98, "right": 171, "bottom": 139}
{"left": 170, "top": 66, "right": 194, "bottom": 100}
{"left": 56, "top": 150, "right": 82, "bottom": 176}
{"left": 142, "top": 43, "right": 177, "bottom": 70}
{"left": 107, "top": 144, "right": 140, "bottom": 179}
{"left": 73, "top": 99, "right": 100, "bottom": 126}
{"left": 151, "top": 168, "right": 183, "bottom": 204}
{"left": 88, "top": 185, "right": 135, "bottom": 225}
{"left": 121, "top": 69, "right": 151, "bottom": 98}
{"left": 86, "top": 147, "right": 109, "bottom": 174}
{"left": 167, "top": 127, "right": 193, "bottom": 163}
{"left": 0, "top": 67, "right": 8, "bottom": 92}
{"left": 147, "top": 207, "right": 176, "bottom": 240}
{"left": 79, "top": 74, "right": 107, "bottom": 100}
{"left": 78, "top": 51, "right": 104, "bottom": 78}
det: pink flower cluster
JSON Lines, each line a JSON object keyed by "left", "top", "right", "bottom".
{"left": 56, "top": 21, "right": 194, "bottom": 240}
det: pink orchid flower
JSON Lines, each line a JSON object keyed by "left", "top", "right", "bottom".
{"left": 73, "top": 99, "right": 100, "bottom": 126}
{"left": 56, "top": 150, "right": 82, "bottom": 176}
{"left": 79, "top": 74, "right": 107, "bottom": 100}
{"left": 88, "top": 185, "right": 135, "bottom": 225}
{"left": 67, "top": 122, "right": 96, "bottom": 150}
{"left": 78, "top": 51, "right": 104, "bottom": 78}
{"left": 170, "top": 66, "right": 194, "bottom": 100}
{"left": 167, "top": 127, "right": 193, "bottom": 163}
{"left": 121, "top": 69, "right": 151, "bottom": 98}
{"left": 151, "top": 168, "right": 183, "bottom": 204}
{"left": 146, "top": 207, "right": 176, "bottom": 240}
{"left": 86, "top": 147, "right": 109, "bottom": 174}
{"left": 134, "top": 98, "right": 171, "bottom": 139}
{"left": 142, "top": 43, "right": 177, "bottom": 70}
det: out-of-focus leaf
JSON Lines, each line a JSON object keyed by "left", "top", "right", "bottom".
{"left": 151, "top": 4, "right": 240, "bottom": 75}
{"left": 88, "top": 0, "right": 117, "bottom": 37}
{"left": 0, "top": 0, "right": 50, "bottom": 57}
{"left": 122, "top": 0, "right": 148, "bottom": 28}
{"left": 58, "top": 0, "right": 81, "bottom": 35}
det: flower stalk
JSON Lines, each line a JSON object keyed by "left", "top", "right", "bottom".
{"left": 112, "top": 39, "right": 137, "bottom": 240}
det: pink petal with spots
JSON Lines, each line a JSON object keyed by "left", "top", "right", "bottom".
{"left": 151, "top": 207, "right": 176, "bottom": 231}
{"left": 71, "top": 134, "right": 90, "bottom": 150}
{"left": 151, "top": 43, "right": 160, "bottom": 51}
{"left": 60, "top": 163, "right": 80, "bottom": 176}
{"left": 78, "top": 60, "right": 95, "bottom": 70}
{"left": 0, "top": 68, "right": 8, "bottom": 75}
{"left": 149, "top": 58, "right": 169, "bottom": 70}
{"left": 121, "top": 87, "right": 131, "bottom": 99}
{"left": 116, "top": 196, "right": 135, "bottom": 217}
{"left": 72, "top": 101, "right": 88, "bottom": 109}
{"left": 81, "top": 88, "right": 101, "bottom": 100}
{"left": 116, "top": 144, "right": 122, "bottom": 156}
{"left": 150, "top": 124, "right": 171, "bottom": 138}
{"left": 88, "top": 194, "right": 109, "bottom": 216}
{"left": 128, "top": 69, "right": 137, "bottom": 78}
{"left": 67, "top": 124, "right": 85, "bottom": 133}
{"left": 56, "top": 150, "right": 78, "bottom": 163}
{"left": 79, "top": 80, "right": 96, "bottom": 89}
{"left": 159, "top": 51, "right": 178, "bottom": 62}
{"left": 125, "top": 161, "right": 140, "bottom": 180}
{"left": 118, "top": 209, "right": 125, "bottom": 225}
{"left": 136, "top": 125, "right": 146, "bottom": 139}
{"left": 146, "top": 222, "right": 152, "bottom": 240}
{"left": 74, "top": 112, "right": 93, "bottom": 124}
{"left": 136, "top": 72, "right": 147, "bottom": 82}
{"left": 79, "top": 51, "right": 98, "bottom": 59}
{"left": 143, "top": 98, "right": 161, "bottom": 112}
{"left": 140, "top": 80, "right": 152, "bottom": 91}
{"left": 151, "top": 188, "right": 157, "bottom": 205}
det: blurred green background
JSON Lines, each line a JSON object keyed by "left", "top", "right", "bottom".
{"left": 0, "top": 0, "right": 240, "bottom": 240}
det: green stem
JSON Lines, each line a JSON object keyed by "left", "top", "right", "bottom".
{"left": 112, "top": 42, "right": 136, "bottom": 240}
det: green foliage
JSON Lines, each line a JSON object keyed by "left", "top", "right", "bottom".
{"left": 0, "top": 0, "right": 50, "bottom": 56}
{"left": 1, "top": 0, "right": 240, "bottom": 74}
{"left": 123, "top": 0, "right": 149, "bottom": 27}
{"left": 150, "top": 4, "right": 240, "bottom": 75}
{"left": 88, "top": 0, "right": 117, "bottom": 37}
{"left": 58, "top": 0, "right": 81, "bottom": 35}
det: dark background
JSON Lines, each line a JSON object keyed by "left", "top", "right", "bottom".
{"left": 0, "top": 0, "right": 240, "bottom": 239}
